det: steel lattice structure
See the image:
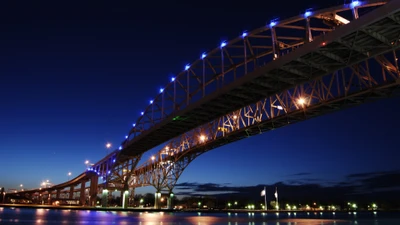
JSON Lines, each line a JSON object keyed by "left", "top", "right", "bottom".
{"left": 129, "top": 0, "right": 400, "bottom": 192}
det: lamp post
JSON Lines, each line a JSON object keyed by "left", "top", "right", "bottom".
{"left": 106, "top": 142, "right": 112, "bottom": 154}
{"left": 67, "top": 172, "right": 72, "bottom": 181}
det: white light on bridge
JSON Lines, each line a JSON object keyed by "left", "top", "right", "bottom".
{"left": 350, "top": 0, "right": 361, "bottom": 9}
{"left": 151, "top": 155, "right": 156, "bottom": 161}
{"left": 171, "top": 77, "right": 175, "bottom": 82}
{"left": 125, "top": 135, "right": 128, "bottom": 139}
{"left": 334, "top": 14, "right": 350, "bottom": 24}
{"left": 304, "top": 10, "right": 312, "bottom": 18}
{"left": 201, "top": 52, "right": 207, "bottom": 59}
{"left": 276, "top": 105, "right": 283, "bottom": 110}
{"left": 141, "top": 112, "right": 144, "bottom": 115}
{"left": 106, "top": 142, "right": 112, "bottom": 149}
{"left": 119, "top": 146, "right": 122, "bottom": 150}
{"left": 242, "top": 31, "right": 248, "bottom": 38}
{"left": 269, "top": 21, "right": 277, "bottom": 27}
{"left": 132, "top": 123, "right": 136, "bottom": 127}
{"left": 220, "top": 41, "right": 227, "bottom": 48}
{"left": 185, "top": 64, "right": 190, "bottom": 71}
{"left": 150, "top": 100, "right": 153, "bottom": 104}
{"left": 159, "top": 88, "right": 164, "bottom": 93}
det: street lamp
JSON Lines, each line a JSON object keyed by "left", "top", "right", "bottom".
{"left": 20, "top": 184, "right": 23, "bottom": 191}
{"left": 106, "top": 142, "right": 112, "bottom": 154}
{"left": 67, "top": 172, "right": 72, "bottom": 181}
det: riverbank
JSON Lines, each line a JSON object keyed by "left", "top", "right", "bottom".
{"left": 1, "top": 203, "right": 399, "bottom": 214}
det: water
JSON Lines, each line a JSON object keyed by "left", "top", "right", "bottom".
{"left": 0, "top": 208, "right": 399, "bottom": 225}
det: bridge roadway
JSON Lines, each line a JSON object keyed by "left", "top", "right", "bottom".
{"left": 120, "top": 0, "right": 399, "bottom": 157}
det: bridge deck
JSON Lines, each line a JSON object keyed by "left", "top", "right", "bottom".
{"left": 121, "top": 0, "right": 400, "bottom": 157}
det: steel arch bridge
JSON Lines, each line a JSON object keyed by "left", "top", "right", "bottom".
{"left": 9, "top": 0, "right": 400, "bottom": 209}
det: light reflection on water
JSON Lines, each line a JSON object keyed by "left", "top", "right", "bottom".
{"left": 0, "top": 208, "right": 398, "bottom": 225}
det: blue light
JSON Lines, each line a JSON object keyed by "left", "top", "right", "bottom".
{"left": 201, "top": 52, "right": 207, "bottom": 59}
{"left": 242, "top": 32, "right": 248, "bottom": 38}
{"left": 97, "top": 172, "right": 100, "bottom": 175}
{"left": 304, "top": 10, "right": 312, "bottom": 17}
{"left": 171, "top": 77, "right": 175, "bottom": 82}
{"left": 112, "top": 159, "right": 116, "bottom": 163}
{"left": 185, "top": 64, "right": 190, "bottom": 70}
{"left": 132, "top": 123, "right": 136, "bottom": 127}
{"left": 94, "top": 170, "right": 97, "bottom": 172}
{"left": 350, "top": 0, "right": 361, "bottom": 8}
{"left": 125, "top": 135, "right": 128, "bottom": 139}
{"left": 108, "top": 171, "right": 111, "bottom": 174}
{"left": 150, "top": 100, "right": 153, "bottom": 104}
{"left": 159, "top": 88, "right": 164, "bottom": 93}
{"left": 270, "top": 21, "right": 277, "bottom": 27}
{"left": 220, "top": 41, "right": 227, "bottom": 48}
{"left": 119, "top": 146, "right": 122, "bottom": 150}
{"left": 141, "top": 111, "right": 144, "bottom": 115}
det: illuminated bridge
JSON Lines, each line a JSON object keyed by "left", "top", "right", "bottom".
{"left": 8, "top": 0, "right": 400, "bottom": 209}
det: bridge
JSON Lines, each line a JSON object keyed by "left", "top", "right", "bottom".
{"left": 6, "top": 0, "right": 400, "bottom": 209}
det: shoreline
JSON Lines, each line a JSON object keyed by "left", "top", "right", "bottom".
{"left": 0, "top": 204, "right": 399, "bottom": 213}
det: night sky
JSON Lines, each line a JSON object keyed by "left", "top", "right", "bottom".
{"left": 1, "top": 0, "right": 399, "bottom": 198}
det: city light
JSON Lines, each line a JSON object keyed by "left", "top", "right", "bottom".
{"left": 201, "top": 52, "right": 207, "bottom": 59}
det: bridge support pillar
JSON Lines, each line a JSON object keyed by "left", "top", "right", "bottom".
{"left": 101, "top": 189, "right": 109, "bottom": 207}
{"left": 47, "top": 192, "right": 52, "bottom": 205}
{"left": 56, "top": 189, "right": 61, "bottom": 199}
{"left": 79, "top": 181, "right": 86, "bottom": 206}
{"left": 167, "top": 192, "right": 174, "bottom": 210}
{"left": 69, "top": 186, "right": 74, "bottom": 199}
{"left": 89, "top": 175, "right": 98, "bottom": 206}
{"left": 154, "top": 192, "right": 161, "bottom": 210}
{"left": 121, "top": 189, "right": 129, "bottom": 209}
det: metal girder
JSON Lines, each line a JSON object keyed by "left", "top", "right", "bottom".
{"left": 117, "top": 0, "right": 395, "bottom": 159}
{"left": 132, "top": 49, "right": 400, "bottom": 191}
{"left": 361, "top": 28, "right": 391, "bottom": 47}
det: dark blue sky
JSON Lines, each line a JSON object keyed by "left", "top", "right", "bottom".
{"left": 0, "top": 0, "right": 399, "bottom": 195}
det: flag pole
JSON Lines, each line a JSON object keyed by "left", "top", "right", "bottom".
{"left": 264, "top": 186, "right": 267, "bottom": 211}
{"left": 275, "top": 186, "right": 278, "bottom": 210}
